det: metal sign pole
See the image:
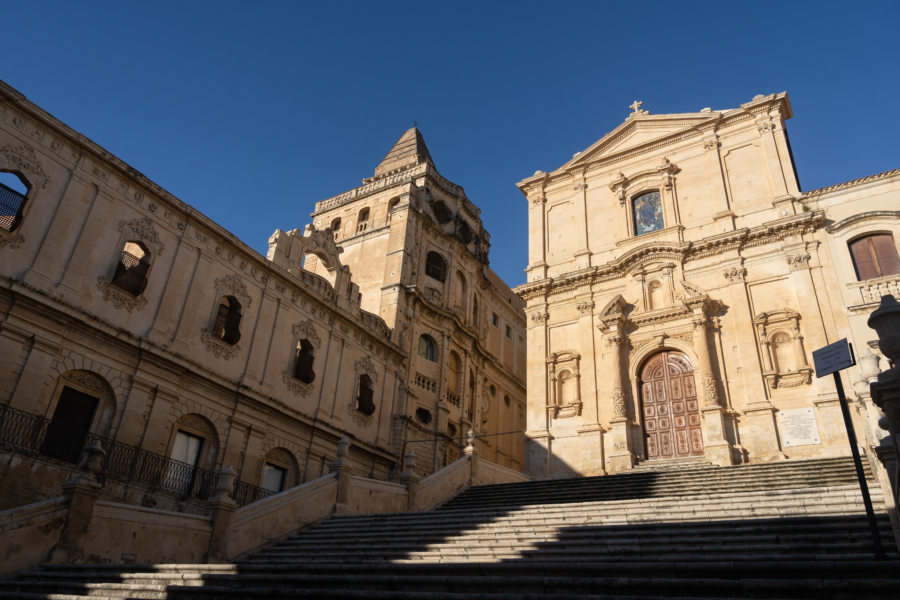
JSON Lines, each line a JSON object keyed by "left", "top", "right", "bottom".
{"left": 831, "top": 371, "right": 885, "bottom": 558}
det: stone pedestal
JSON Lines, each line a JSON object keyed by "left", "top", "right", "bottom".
{"left": 576, "top": 424, "right": 607, "bottom": 476}
{"left": 605, "top": 418, "right": 634, "bottom": 474}
{"left": 206, "top": 466, "right": 237, "bottom": 562}
{"left": 398, "top": 449, "right": 420, "bottom": 511}
{"left": 328, "top": 437, "right": 352, "bottom": 514}
{"left": 701, "top": 406, "right": 734, "bottom": 466}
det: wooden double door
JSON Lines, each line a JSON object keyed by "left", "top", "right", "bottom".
{"left": 640, "top": 351, "right": 704, "bottom": 460}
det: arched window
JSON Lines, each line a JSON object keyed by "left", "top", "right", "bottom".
{"left": 849, "top": 233, "right": 900, "bottom": 281}
{"left": 292, "top": 339, "right": 316, "bottom": 383}
{"left": 425, "top": 251, "right": 446, "bottom": 282}
{"left": 357, "top": 207, "right": 370, "bottom": 233}
{"left": 111, "top": 241, "right": 151, "bottom": 296}
{"left": 330, "top": 217, "right": 341, "bottom": 240}
{"left": 418, "top": 334, "right": 437, "bottom": 362}
{"left": 386, "top": 197, "right": 400, "bottom": 223}
{"left": 0, "top": 171, "right": 29, "bottom": 232}
{"left": 261, "top": 448, "right": 298, "bottom": 494}
{"left": 165, "top": 413, "right": 219, "bottom": 496}
{"left": 40, "top": 386, "right": 100, "bottom": 463}
{"left": 632, "top": 190, "right": 663, "bottom": 236}
{"left": 213, "top": 296, "right": 242, "bottom": 345}
{"left": 356, "top": 374, "right": 375, "bottom": 415}
{"left": 448, "top": 351, "right": 462, "bottom": 396}
{"left": 453, "top": 270, "right": 467, "bottom": 312}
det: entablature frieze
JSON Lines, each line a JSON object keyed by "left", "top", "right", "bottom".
{"left": 513, "top": 210, "right": 825, "bottom": 301}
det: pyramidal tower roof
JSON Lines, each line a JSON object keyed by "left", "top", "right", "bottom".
{"left": 373, "top": 127, "right": 433, "bottom": 177}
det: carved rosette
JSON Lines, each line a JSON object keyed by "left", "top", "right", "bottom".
{"left": 96, "top": 276, "right": 148, "bottom": 313}
{"left": 612, "top": 388, "right": 626, "bottom": 418}
{"left": 200, "top": 328, "right": 240, "bottom": 360}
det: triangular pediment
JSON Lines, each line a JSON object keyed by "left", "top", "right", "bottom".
{"left": 564, "top": 112, "right": 722, "bottom": 171}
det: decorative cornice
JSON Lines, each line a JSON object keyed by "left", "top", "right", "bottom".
{"left": 0, "top": 143, "right": 50, "bottom": 189}
{"left": 802, "top": 169, "right": 899, "bottom": 198}
{"left": 825, "top": 210, "right": 900, "bottom": 233}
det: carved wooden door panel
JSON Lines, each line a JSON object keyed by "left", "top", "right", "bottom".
{"left": 640, "top": 351, "right": 703, "bottom": 459}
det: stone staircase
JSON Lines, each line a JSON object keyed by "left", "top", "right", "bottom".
{"left": 2, "top": 456, "right": 898, "bottom": 599}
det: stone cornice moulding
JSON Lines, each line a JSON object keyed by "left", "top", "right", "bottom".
{"left": 513, "top": 210, "right": 824, "bottom": 301}
{"left": 803, "top": 169, "right": 899, "bottom": 200}
{"left": 825, "top": 210, "right": 900, "bottom": 233}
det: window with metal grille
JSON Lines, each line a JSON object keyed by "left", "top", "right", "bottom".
{"left": 849, "top": 234, "right": 900, "bottom": 281}
{"left": 292, "top": 339, "right": 315, "bottom": 383}
{"left": 425, "top": 251, "right": 446, "bottom": 282}
{"left": 110, "top": 241, "right": 151, "bottom": 295}
{"left": 356, "top": 374, "right": 375, "bottom": 415}
{"left": 0, "top": 172, "right": 29, "bottom": 232}
{"left": 356, "top": 207, "right": 370, "bottom": 233}
{"left": 212, "top": 296, "right": 242, "bottom": 345}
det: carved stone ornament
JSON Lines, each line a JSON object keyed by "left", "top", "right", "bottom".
{"left": 757, "top": 117, "right": 776, "bottom": 133}
{"left": 680, "top": 280, "right": 706, "bottom": 297}
{"left": 786, "top": 253, "right": 811, "bottom": 271}
{"left": 0, "top": 144, "right": 50, "bottom": 189}
{"left": 282, "top": 372, "right": 313, "bottom": 397}
{"left": 723, "top": 267, "right": 747, "bottom": 282}
{"left": 530, "top": 312, "right": 549, "bottom": 325}
{"left": 701, "top": 373, "right": 720, "bottom": 407}
{"left": 96, "top": 276, "right": 148, "bottom": 313}
{"left": 754, "top": 309, "right": 813, "bottom": 389}
{"left": 119, "top": 217, "right": 163, "bottom": 255}
{"left": 200, "top": 328, "right": 241, "bottom": 360}
{"left": 65, "top": 371, "right": 110, "bottom": 396}
{"left": 609, "top": 159, "right": 679, "bottom": 205}
{"left": 576, "top": 301, "right": 595, "bottom": 316}
{"left": 214, "top": 274, "right": 251, "bottom": 309}
{"left": 292, "top": 319, "right": 321, "bottom": 348}
{"left": 0, "top": 231, "right": 25, "bottom": 249}
{"left": 354, "top": 355, "right": 380, "bottom": 382}
{"left": 546, "top": 351, "right": 582, "bottom": 419}
{"left": 612, "top": 388, "right": 626, "bottom": 418}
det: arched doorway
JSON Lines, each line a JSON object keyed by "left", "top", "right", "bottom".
{"left": 639, "top": 351, "right": 703, "bottom": 460}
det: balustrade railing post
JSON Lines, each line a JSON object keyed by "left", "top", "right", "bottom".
{"left": 51, "top": 441, "right": 105, "bottom": 564}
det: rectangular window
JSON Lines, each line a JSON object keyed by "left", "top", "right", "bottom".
{"left": 167, "top": 430, "right": 204, "bottom": 494}
{"left": 262, "top": 463, "right": 287, "bottom": 494}
{"left": 492, "top": 313, "right": 499, "bottom": 327}
{"left": 40, "top": 387, "right": 99, "bottom": 463}
{"left": 505, "top": 324, "right": 512, "bottom": 339}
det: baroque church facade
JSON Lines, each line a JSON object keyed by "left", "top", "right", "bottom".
{"left": 516, "top": 93, "right": 899, "bottom": 478}
{"left": 0, "top": 78, "right": 524, "bottom": 513}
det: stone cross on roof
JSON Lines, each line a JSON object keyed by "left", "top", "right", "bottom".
{"left": 629, "top": 100, "right": 647, "bottom": 115}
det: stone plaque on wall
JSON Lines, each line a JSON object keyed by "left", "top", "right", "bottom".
{"left": 777, "top": 408, "right": 821, "bottom": 447}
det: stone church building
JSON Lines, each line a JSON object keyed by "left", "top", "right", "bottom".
{"left": 0, "top": 78, "right": 525, "bottom": 513}
{"left": 516, "top": 93, "right": 899, "bottom": 478}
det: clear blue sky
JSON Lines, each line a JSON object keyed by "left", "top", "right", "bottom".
{"left": 3, "top": 1, "right": 898, "bottom": 287}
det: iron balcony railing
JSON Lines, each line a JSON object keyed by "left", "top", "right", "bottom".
{"left": 0, "top": 405, "right": 269, "bottom": 507}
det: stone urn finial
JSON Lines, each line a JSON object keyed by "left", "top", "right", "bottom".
{"left": 464, "top": 429, "right": 476, "bottom": 456}
{"left": 77, "top": 440, "right": 106, "bottom": 476}
{"left": 403, "top": 449, "right": 416, "bottom": 474}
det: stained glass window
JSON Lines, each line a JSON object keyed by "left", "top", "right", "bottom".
{"left": 632, "top": 191, "right": 663, "bottom": 236}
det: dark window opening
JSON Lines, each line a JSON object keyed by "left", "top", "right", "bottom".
{"left": 262, "top": 463, "right": 287, "bottom": 494}
{"left": 425, "top": 251, "right": 446, "bottom": 282}
{"left": 448, "top": 422, "right": 458, "bottom": 437}
{"left": 357, "top": 207, "right": 370, "bottom": 233}
{"left": 110, "top": 241, "right": 151, "bottom": 295}
{"left": 432, "top": 200, "right": 453, "bottom": 224}
{"left": 505, "top": 324, "right": 512, "bottom": 339}
{"left": 213, "top": 296, "right": 242, "bottom": 345}
{"left": 415, "top": 407, "right": 432, "bottom": 424}
{"left": 0, "top": 171, "right": 29, "bottom": 233}
{"left": 356, "top": 374, "right": 375, "bottom": 415}
{"left": 292, "top": 339, "right": 316, "bottom": 383}
{"left": 330, "top": 217, "right": 341, "bottom": 239}
{"left": 492, "top": 312, "right": 499, "bottom": 327}
{"left": 849, "top": 234, "right": 900, "bottom": 281}
{"left": 418, "top": 334, "right": 437, "bottom": 362}
{"left": 41, "top": 387, "right": 99, "bottom": 463}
